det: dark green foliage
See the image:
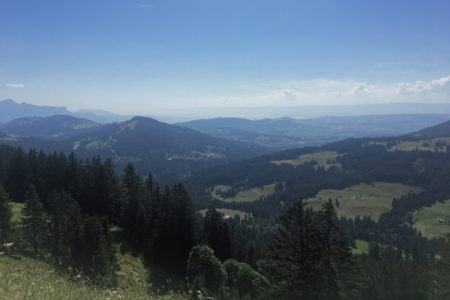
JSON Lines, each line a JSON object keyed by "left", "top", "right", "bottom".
{"left": 46, "top": 190, "right": 118, "bottom": 282}
{"left": 144, "top": 183, "right": 198, "bottom": 289}
{"left": 80, "top": 216, "right": 118, "bottom": 281}
{"left": 223, "top": 259, "right": 269, "bottom": 299}
{"left": 0, "top": 185, "right": 12, "bottom": 242}
{"left": 268, "top": 198, "right": 351, "bottom": 299}
{"left": 434, "top": 234, "right": 450, "bottom": 299}
{"left": 315, "top": 199, "right": 352, "bottom": 297}
{"left": 186, "top": 245, "right": 226, "bottom": 297}
{"left": 21, "top": 185, "right": 46, "bottom": 256}
{"left": 204, "top": 208, "right": 231, "bottom": 261}
{"left": 346, "top": 248, "right": 432, "bottom": 300}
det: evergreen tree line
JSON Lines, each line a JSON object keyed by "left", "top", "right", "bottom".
{"left": 1, "top": 144, "right": 450, "bottom": 299}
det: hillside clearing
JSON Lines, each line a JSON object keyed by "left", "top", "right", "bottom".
{"left": 212, "top": 183, "right": 275, "bottom": 203}
{"left": 270, "top": 151, "right": 341, "bottom": 170}
{"left": 413, "top": 199, "right": 450, "bottom": 238}
{"left": 199, "top": 208, "right": 250, "bottom": 219}
{"left": 0, "top": 253, "right": 182, "bottom": 300}
{"left": 9, "top": 202, "right": 24, "bottom": 223}
{"left": 352, "top": 240, "right": 369, "bottom": 255}
{"left": 307, "top": 182, "right": 422, "bottom": 220}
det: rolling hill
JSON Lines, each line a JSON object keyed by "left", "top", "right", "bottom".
{"left": 409, "top": 120, "right": 450, "bottom": 139}
{"left": 177, "top": 114, "right": 450, "bottom": 149}
{"left": 184, "top": 119, "right": 450, "bottom": 238}
{"left": 0, "top": 116, "right": 270, "bottom": 180}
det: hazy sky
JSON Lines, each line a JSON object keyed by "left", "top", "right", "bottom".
{"left": 1, "top": 0, "right": 449, "bottom": 114}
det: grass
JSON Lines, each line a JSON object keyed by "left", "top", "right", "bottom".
{"left": 9, "top": 202, "right": 24, "bottom": 223}
{"left": 271, "top": 151, "right": 341, "bottom": 170}
{"left": 352, "top": 240, "right": 369, "bottom": 255}
{"left": 306, "top": 182, "right": 422, "bottom": 220}
{"left": 3, "top": 202, "right": 183, "bottom": 299}
{"left": 199, "top": 208, "right": 250, "bottom": 219}
{"left": 413, "top": 199, "right": 450, "bottom": 238}
{"left": 0, "top": 253, "right": 183, "bottom": 300}
{"left": 212, "top": 183, "right": 275, "bottom": 203}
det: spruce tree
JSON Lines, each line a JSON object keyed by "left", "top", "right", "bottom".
{"left": 315, "top": 199, "right": 352, "bottom": 299}
{"left": 0, "top": 185, "right": 12, "bottom": 243}
{"left": 269, "top": 198, "right": 323, "bottom": 299}
{"left": 21, "top": 185, "right": 46, "bottom": 256}
{"left": 204, "top": 208, "right": 231, "bottom": 261}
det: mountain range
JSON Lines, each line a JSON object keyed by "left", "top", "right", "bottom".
{"left": 178, "top": 114, "right": 450, "bottom": 149}
{"left": 0, "top": 115, "right": 269, "bottom": 180}
{"left": 0, "top": 99, "right": 131, "bottom": 124}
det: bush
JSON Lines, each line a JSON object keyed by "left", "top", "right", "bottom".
{"left": 186, "top": 245, "right": 226, "bottom": 296}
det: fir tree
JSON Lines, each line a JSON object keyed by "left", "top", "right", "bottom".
{"left": 315, "top": 199, "right": 352, "bottom": 299}
{"left": 268, "top": 198, "right": 324, "bottom": 299}
{"left": 204, "top": 208, "right": 231, "bottom": 261}
{"left": 21, "top": 185, "right": 46, "bottom": 256}
{"left": 0, "top": 185, "right": 12, "bottom": 243}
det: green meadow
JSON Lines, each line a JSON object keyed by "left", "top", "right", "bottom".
{"left": 307, "top": 182, "right": 422, "bottom": 220}
{"left": 212, "top": 183, "right": 275, "bottom": 203}
{"left": 413, "top": 199, "right": 450, "bottom": 238}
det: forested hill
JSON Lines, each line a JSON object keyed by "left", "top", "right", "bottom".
{"left": 0, "top": 115, "right": 104, "bottom": 140}
{"left": 408, "top": 119, "right": 450, "bottom": 139}
{"left": 184, "top": 119, "right": 450, "bottom": 245}
{"left": 177, "top": 114, "right": 450, "bottom": 149}
{"left": 0, "top": 116, "right": 269, "bottom": 180}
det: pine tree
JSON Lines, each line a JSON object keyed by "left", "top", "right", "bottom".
{"left": 21, "top": 185, "right": 46, "bottom": 256}
{"left": 315, "top": 199, "right": 352, "bottom": 299}
{"left": 46, "top": 191, "right": 74, "bottom": 259}
{"left": 204, "top": 208, "right": 231, "bottom": 261}
{"left": 121, "top": 164, "right": 145, "bottom": 248}
{"left": 0, "top": 185, "right": 12, "bottom": 243}
{"left": 268, "top": 198, "right": 324, "bottom": 299}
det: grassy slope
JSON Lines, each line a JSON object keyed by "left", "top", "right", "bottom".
{"left": 413, "top": 199, "right": 450, "bottom": 238}
{"left": 9, "top": 202, "right": 24, "bottom": 223}
{"left": 2, "top": 203, "right": 183, "bottom": 299}
{"left": 271, "top": 150, "right": 341, "bottom": 170}
{"left": 352, "top": 240, "right": 369, "bottom": 255}
{"left": 307, "top": 182, "right": 422, "bottom": 220}
{"left": 0, "top": 253, "right": 184, "bottom": 300}
{"left": 199, "top": 208, "right": 250, "bottom": 219}
{"left": 212, "top": 183, "right": 275, "bottom": 203}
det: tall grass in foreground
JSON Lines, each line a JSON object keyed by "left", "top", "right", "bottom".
{"left": 0, "top": 254, "right": 183, "bottom": 299}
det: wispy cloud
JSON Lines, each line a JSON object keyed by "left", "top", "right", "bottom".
{"left": 198, "top": 75, "right": 450, "bottom": 107}
{"left": 136, "top": 3, "right": 152, "bottom": 8}
{"left": 5, "top": 83, "right": 24, "bottom": 88}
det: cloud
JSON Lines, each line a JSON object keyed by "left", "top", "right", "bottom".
{"left": 5, "top": 83, "right": 24, "bottom": 88}
{"left": 136, "top": 3, "right": 152, "bottom": 8}
{"left": 201, "top": 75, "right": 450, "bottom": 108}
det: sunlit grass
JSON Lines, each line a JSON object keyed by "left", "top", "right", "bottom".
{"left": 212, "top": 183, "right": 275, "bottom": 203}
{"left": 9, "top": 202, "right": 24, "bottom": 223}
{"left": 352, "top": 240, "right": 369, "bottom": 255}
{"left": 199, "top": 208, "right": 251, "bottom": 219}
{"left": 307, "top": 182, "right": 422, "bottom": 220}
{"left": 271, "top": 150, "right": 341, "bottom": 170}
{"left": 0, "top": 253, "right": 183, "bottom": 300}
{"left": 413, "top": 199, "right": 450, "bottom": 238}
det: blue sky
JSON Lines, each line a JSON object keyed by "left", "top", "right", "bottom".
{"left": 0, "top": 0, "right": 449, "bottom": 114}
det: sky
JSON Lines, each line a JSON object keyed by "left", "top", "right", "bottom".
{"left": 0, "top": 0, "right": 449, "bottom": 115}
